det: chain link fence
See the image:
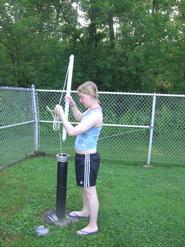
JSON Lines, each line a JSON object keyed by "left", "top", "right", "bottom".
{"left": 1, "top": 86, "right": 185, "bottom": 168}
{"left": 0, "top": 86, "right": 38, "bottom": 169}
{"left": 153, "top": 95, "right": 185, "bottom": 165}
{"left": 38, "top": 90, "right": 152, "bottom": 164}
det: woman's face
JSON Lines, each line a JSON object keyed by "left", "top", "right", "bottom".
{"left": 77, "top": 92, "right": 92, "bottom": 108}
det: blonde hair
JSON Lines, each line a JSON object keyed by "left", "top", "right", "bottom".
{"left": 77, "top": 81, "right": 99, "bottom": 99}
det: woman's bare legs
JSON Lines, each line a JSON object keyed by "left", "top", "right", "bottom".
{"left": 76, "top": 186, "right": 99, "bottom": 233}
{"left": 71, "top": 190, "right": 90, "bottom": 217}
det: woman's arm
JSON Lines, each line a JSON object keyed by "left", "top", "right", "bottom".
{"left": 54, "top": 104, "right": 102, "bottom": 136}
{"left": 66, "top": 96, "right": 83, "bottom": 122}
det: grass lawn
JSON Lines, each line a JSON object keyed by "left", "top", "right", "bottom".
{"left": 0, "top": 156, "right": 185, "bottom": 247}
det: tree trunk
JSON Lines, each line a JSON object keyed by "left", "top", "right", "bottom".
{"left": 108, "top": 12, "right": 115, "bottom": 48}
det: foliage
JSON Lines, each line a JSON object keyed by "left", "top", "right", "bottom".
{"left": 0, "top": 0, "right": 185, "bottom": 93}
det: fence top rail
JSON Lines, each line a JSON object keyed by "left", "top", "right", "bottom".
{"left": 36, "top": 89, "right": 185, "bottom": 98}
{"left": 98, "top": 91, "right": 185, "bottom": 98}
{"left": 1, "top": 86, "right": 185, "bottom": 98}
{"left": 0, "top": 86, "right": 32, "bottom": 91}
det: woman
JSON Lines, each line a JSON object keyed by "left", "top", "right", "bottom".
{"left": 54, "top": 81, "right": 103, "bottom": 235}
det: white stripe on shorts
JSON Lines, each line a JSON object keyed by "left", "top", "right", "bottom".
{"left": 84, "top": 154, "right": 90, "bottom": 187}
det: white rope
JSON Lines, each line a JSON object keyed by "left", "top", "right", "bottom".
{"left": 46, "top": 68, "right": 68, "bottom": 131}
{"left": 45, "top": 106, "right": 61, "bottom": 131}
{"left": 46, "top": 55, "right": 74, "bottom": 153}
{"left": 62, "top": 55, "right": 74, "bottom": 142}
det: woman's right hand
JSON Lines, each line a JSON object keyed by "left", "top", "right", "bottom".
{"left": 54, "top": 104, "right": 64, "bottom": 118}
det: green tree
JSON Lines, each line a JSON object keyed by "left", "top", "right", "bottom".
{"left": 0, "top": 0, "right": 185, "bottom": 93}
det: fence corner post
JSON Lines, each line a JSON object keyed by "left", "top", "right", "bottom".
{"left": 31, "top": 84, "right": 39, "bottom": 152}
{"left": 145, "top": 93, "right": 157, "bottom": 168}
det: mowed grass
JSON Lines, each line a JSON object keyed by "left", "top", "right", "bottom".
{"left": 0, "top": 156, "right": 185, "bottom": 247}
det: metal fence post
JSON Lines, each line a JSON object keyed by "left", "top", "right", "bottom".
{"left": 146, "top": 93, "right": 157, "bottom": 167}
{"left": 31, "top": 84, "right": 39, "bottom": 152}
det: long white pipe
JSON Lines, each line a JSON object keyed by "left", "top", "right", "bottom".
{"left": 62, "top": 54, "right": 74, "bottom": 142}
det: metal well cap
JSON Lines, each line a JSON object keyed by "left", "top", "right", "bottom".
{"left": 56, "top": 153, "right": 69, "bottom": 162}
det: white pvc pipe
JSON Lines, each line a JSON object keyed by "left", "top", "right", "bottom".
{"left": 62, "top": 54, "right": 74, "bottom": 142}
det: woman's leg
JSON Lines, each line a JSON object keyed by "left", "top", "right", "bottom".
{"left": 70, "top": 189, "right": 89, "bottom": 217}
{"left": 81, "top": 189, "right": 90, "bottom": 216}
{"left": 77, "top": 186, "right": 99, "bottom": 233}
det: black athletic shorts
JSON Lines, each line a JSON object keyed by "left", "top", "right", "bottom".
{"left": 75, "top": 152, "right": 100, "bottom": 187}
